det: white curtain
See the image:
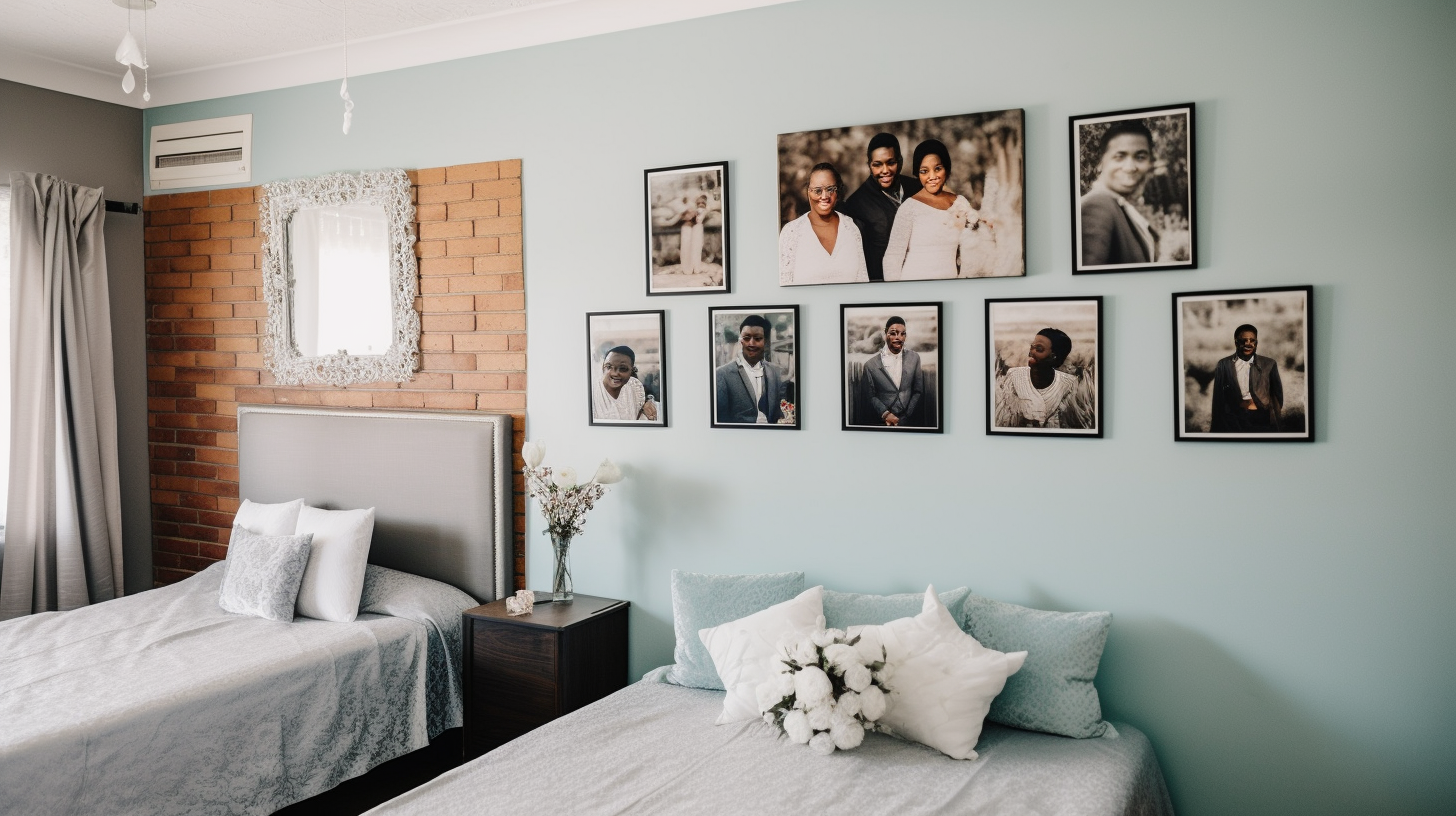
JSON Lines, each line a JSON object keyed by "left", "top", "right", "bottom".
{"left": 0, "top": 172, "right": 123, "bottom": 619}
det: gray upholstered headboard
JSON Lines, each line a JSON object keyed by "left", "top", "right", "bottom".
{"left": 237, "top": 405, "right": 512, "bottom": 602}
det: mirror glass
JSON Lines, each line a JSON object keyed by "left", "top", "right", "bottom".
{"left": 259, "top": 168, "right": 419, "bottom": 386}
{"left": 287, "top": 203, "right": 392, "bottom": 357}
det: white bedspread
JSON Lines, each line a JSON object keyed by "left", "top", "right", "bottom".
{"left": 367, "top": 680, "right": 1174, "bottom": 816}
{"left": 0, "top": 563, "right": 473, "bottom": 816}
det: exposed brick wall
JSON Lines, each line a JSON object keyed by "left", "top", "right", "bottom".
{"left": 143, "top": 161, "right": 527, "bottom": 589}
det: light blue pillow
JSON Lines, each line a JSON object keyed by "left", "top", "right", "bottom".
{"left": 822, "top": 586, "right": 971, "bottom": 630}
{"left": 663, "top": 570, "right": 804, "bottom": 690}
{"left": 218, "top": 526, "right": 313, "bottom": 622}
{"left": 961, "top": 594, "right": 1112, "bottom": 738}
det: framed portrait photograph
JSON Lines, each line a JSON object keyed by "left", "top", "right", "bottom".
{"left": 1071, "top": 103, "right": 1196, "bottom": 274}
{"left": 586, "top": 310, "right": 667, "bottom": 427}
{"left": 777, "top": 109, "right": 1024, "bottom": 286}
{"left": 1173, "top": 286, "right": 1313, "bottom": 442}
{"left": 986, "top": 297, "right": 1102, "bottom": 438}
{"left": 841, "top": 302, "right": 943, "bottom": 433}
{"left": 708, "top": 305, "right": 799, "bottom": 430}
{"left": 644, "top": 161, "right": 730, "bottom": 295}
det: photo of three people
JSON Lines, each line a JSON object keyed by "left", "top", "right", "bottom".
{"left": 777, "top": 109, "right": 1025, "bottom": 287}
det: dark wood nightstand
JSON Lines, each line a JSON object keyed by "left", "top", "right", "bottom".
{"left": 461, "top": 592, "right": 629, "bottom": 760}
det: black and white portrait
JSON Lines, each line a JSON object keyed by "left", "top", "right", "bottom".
{"left": 1174, "top": 286, "right": 1312, "bottom": 441}
{"left": 1071, "top": 104, "right": 1196, "bottom": 273}
{"left": 778, "top": 110, "right": 1024, "bottom": 286}
{"left": 645, "top": 162, "right": 729, "bottom": 294}
{"left": 841, "top": 303, "right": 942, "bottom": 433}
{"left": 586, "top": 310, "right": 666, "bottom": 426}
{"left": 987, "top": 297, "right": 1102, "bottom": 437}
{"left": 708, "top": 306, "right": 799, "bottom": 430}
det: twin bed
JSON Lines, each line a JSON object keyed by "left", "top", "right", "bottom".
{"left": 0, "top": 405, "right": 1173, "bottom": 815}
{"left": 0, "top": 406, "right": 511, "bottom": 816}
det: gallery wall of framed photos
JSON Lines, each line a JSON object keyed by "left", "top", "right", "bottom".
{"left": 590, "top": 105, "right": 1310, "bottom": 444}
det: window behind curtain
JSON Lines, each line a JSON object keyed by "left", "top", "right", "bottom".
{"left": 0, "top": 184, "right": 10, "bottom": 529}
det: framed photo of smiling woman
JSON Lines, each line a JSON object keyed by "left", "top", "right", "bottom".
{"left": 986, "top": 297, "right": 1102, "bottom": 438}
{"left": 586, "top": 310, "right": 667, "bottom": 427}
{"left": 1071, "top": 103, "right": 1197, "bottom": 274}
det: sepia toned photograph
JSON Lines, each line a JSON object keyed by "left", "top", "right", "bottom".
{"left": 645, "top": 161, "right": 730, "bottom": 294}
{"left": 586, "top": 310, "right": 667, "bottom": 426}
{"left": 709, "top": 305, "right": 799, "bottom": 430}
{"left": 1071, "top": 103, "right": 1196, "bottom": 274}
{"left": 986, "top": 297, "right": 1102, "bottom": 437}
{"left": 841, "top": 303, "right": 943, "bottom": 433}
{"left": 1174, "top": 286, "right": 1313, "bottom": 442}
{"left": 778, "top": 110, "right": 1024, "bottom": 286}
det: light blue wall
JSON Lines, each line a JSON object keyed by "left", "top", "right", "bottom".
{"left": 146, "top": 1, "right": 1456, "bottom": 813}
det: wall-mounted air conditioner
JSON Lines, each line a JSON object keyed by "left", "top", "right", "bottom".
{"left": 148, "top": 114, "right": 253, "bottom": 190}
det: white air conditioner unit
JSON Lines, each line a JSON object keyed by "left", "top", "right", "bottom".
{"left": 148, "top": 114, "right": 253, "bottom": 191}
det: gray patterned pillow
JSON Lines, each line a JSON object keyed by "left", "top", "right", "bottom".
{"left": 961, "top": 594, "right": 1113, "bottom": 738}
{"left": 663, "top": 570, "right": 804, "bottom": 690}
{"left": 218, "top": 526, "right": 314, "bottom": 622}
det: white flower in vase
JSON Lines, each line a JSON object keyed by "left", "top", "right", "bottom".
{"left": 522, "top": 440, "right": 545, "bottom": 469}
{"left": 553, "top": 467, "right": 578, "bottom": 488}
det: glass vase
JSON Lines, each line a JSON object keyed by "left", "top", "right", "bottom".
{"left": 550, "top": 532, "right": 573, "bottom": 603}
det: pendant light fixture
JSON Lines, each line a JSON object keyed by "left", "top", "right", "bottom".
{"left": 340, "top": 0, "right": 354, "bottom": 134}
{"left": 113, "top": 0, "right": 154, "bottom": 101}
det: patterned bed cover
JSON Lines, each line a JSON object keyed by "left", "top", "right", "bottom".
{"left": 367, "top": 678, "right": 1174, "bottom": 815}
{"left": 0, "top": 563, "right": 473, "bottom": 816}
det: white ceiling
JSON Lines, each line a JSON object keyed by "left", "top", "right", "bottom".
{"left": 0, "top": 0, "right": 796, "bottom": 108}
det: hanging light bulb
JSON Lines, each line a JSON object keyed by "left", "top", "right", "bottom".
{"left": 122, "top": 65, "right": 136, "bottom": 93}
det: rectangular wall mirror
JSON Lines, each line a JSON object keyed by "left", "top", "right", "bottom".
{"left": 260, "top": 168, "right": 419, "bottom": 386}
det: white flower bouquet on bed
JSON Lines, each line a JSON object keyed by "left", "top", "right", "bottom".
{"left": 756, "top": 618, "right": 894, "bottom": 755}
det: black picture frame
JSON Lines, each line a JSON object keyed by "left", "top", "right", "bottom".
{"left": 1173, "top": 285, "right": 1313, "bottom": 442}
{"left": 986, "top": 297, "right": 1103, "bottom": 438}
{"left": 840, "top": 302, "right": 944, "bottom": 433}
{"left": 777, "top": 109, "right": 1025, "bottom": 285}
{"left": 585, "top": 310, "right": 667, "bottom": 427}
{"left": 708, "top": 305, "right": 800, "bottom": 430}
{"left": 1070, "top": 103, "right": 1196, "bottom": 274}
{"left": 644, "top": 161, "right": 730, "bottom": 295}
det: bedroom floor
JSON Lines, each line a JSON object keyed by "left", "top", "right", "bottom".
{"left": 273, "top": 730, "right": 463, "bottom": 816}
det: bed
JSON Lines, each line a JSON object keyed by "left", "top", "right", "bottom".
{"left": 0, "top": 405, "right": 513, "bottom": 816}
{"left": 364, "top": 679, "right": 1173, "bottom": 815}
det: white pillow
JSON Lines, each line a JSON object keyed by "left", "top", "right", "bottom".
{"left": 849, "top": 585, "right": 1027, "bottom": 760}
{"left": 699, "top": 585, "right": 824, "bottom": 725}
{"left": 232, "top": 498, "right": 305, "bottom": 537}
{"left": 293, "top": 505, "right": 376, "bottom": 622}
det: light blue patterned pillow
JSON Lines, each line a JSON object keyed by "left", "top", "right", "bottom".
{"left": 218, "top": 526, "right": 313, "bottom": 622}
{"left": 823, "top": 586, "right": 971, "bottom": 630}
{"left": 663, "top": 570, "right": 804, "bottom": 690}
{"left": 961, "top": 594, "right": 1112, "bottom": 738}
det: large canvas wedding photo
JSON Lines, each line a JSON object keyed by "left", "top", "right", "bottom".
{"left": 841, "top": 303, "right": 943, "bottom": 433}
{"left": 708, "top": 305, "right": 799, "bottom": 430}
{"left": 1071, "top": 103, "right": 1196, "bottom": 274}
{"left": 777, "top": 109, "right": 1025, "bottom": 286}
{"left": 586, "top": 310, "right": 667, "bottom": 426}
{"left": 1173, "top": 286, "right": 1312, "bottom": 441}
{"left": 645, "top": 161, "right": 730, "bottom": 294}
{"left": 986, "top": 297, "right": 1102, "bottom": 437}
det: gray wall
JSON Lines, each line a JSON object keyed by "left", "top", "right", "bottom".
{"left": 1, "top": 78, "right": 152, "bottom": 595}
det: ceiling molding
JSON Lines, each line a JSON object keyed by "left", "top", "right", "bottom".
{"left": 2, "top": 0, "right": 798, "bottom": 109}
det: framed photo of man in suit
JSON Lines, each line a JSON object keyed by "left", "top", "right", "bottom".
{"left": 986, "top": 297, "right": 1103, "bottom": 438}
{"left": 708, "top": 305, "right": 799, "bottom": 430}
{"left": 1071, "top": 103, "right": 1196, "bottom": 274}
{"left": 1173, "top": 286, "right": 1313, "bottom": 441}
{"left": 841, "top": 302, "right": 943, "bottom": 433}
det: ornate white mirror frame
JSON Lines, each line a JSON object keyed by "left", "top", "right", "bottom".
{"left": 259, "top": 168, "right": 420, "bottom": 386}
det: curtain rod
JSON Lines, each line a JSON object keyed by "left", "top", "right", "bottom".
{"left": 0, "top": 182, "right": 140, "bottom": 215}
